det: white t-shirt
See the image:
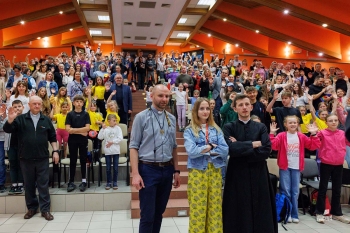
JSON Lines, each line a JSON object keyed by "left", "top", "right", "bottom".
{"left": 175, "top": 90, "right": 186, "bottom": 105}
{"left": 287, "top": 132, "right": 300, "bottom": 169}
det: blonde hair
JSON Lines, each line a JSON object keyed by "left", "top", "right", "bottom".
{"left": 107, "top": 100, "right": 118, "bottom": 111}
{"left": 188, "top": 98, "right": 221, "bottom": 137}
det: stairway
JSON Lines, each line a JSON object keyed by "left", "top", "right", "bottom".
{"left": 129, "top": 90, "right": 189, "bottom": 218}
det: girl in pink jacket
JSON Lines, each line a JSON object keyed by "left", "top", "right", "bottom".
{"left": 315, "top": 113, "right": 350, "bottom": 224}
{"left": 270, "top": 115, "right": 320, "bottom": 223}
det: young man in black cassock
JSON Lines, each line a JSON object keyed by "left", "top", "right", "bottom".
{"left": 222, "top": 94, "right": 277, "bottom": 233}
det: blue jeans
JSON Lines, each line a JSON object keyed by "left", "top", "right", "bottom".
{"left": 138, "top": 163, "right": 174, "bottom": 233}
{"left": 0, "top": 142, "right": 5, "bottom": 185}
{"left": 105, "top": 154, "right": 119, "bottom": 184}
{"left": 345, "top": 146, "right": 350, "bottom": 168}
{"left": 279, "top": 168, "right": 300, "bottom": 219}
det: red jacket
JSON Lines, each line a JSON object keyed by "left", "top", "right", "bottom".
{"left": 317, "top": 129, "right": 346, "bottom": 165}
{"left": 270, "top": 132, "right": 321, "bottom": 171}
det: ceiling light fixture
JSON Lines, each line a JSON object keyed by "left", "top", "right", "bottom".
{"left": 235, "top": 44, "right": 239, "bottom": 47}
{"left": 178, "top": 18, "right": 187, "bottom": 24}
{"left": 322, "top": 23, "right": 328, "bottom": 27}
{"left": 283, "top": 9, "right": 289, "bottom": 14}
{"left": 255, "top": 30, "right": 259, "bottom": 33}
{"left": 223, "top": 18, "right": 227, "bottom": 21}
{"left": 197, "top": 0, "right": 216, "bottom": 6}
{"left": 177, "top": 33, "right": 190, "bottom": 38}
{"left": 196, "top": 45, "right": 199, "bottom": 47}
{"left": 70, "top": 28, "right": 73, "bottom": 31}
{"left": 287, "top": 41, "right": 291, "bottom": 45}
{"left": 59, "top": 11, "right": 63, "bottom": 14}
{"left": 20, "top": 21, "right": 25, "bottom": 25}
{"left": 98, "top": 15, "right": 110, "bottom": 21}
{"left": 318, "top": 52, "right": 323, "bottom": 56}
{"left": 208, "top": 33, "right": 211, "bottom": 37}
{"left": 90, "top": 30, "right": 102, "bottom": 35}
{"left": 37, "top": 37, "right": 41, "bottom": 40}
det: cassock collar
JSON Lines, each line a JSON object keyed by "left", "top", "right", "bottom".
{"left": 238, "top": 119, "right": 251, "bottom": 125}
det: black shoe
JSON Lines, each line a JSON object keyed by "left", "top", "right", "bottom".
{"left": 15, "top": 186, "right": 23, "bottom": 194}
{"left": 67, "top": 182, "right": 76, "bottom": 192}
{"left": 0, "top": 185, "right": 6, "bottom": 193}
{"left": 79, "top": 182, "right": 87, "bottom": 192}
{"left": 8, "top": 186, "right": 16, "bottom": 195}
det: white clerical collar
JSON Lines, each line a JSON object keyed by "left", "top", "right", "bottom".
{"left": 151, "top": 106, "right": 164, "bottom": 115}
{"left": 239, "top": 119, "right": 250, "bottom": 124}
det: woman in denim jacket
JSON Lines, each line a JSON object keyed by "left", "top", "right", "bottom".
{"left": 37, "top": 71, "right": 58, "bottom": 97}
{"left": 184, "top": 98, "right": 228, "bottom": 233}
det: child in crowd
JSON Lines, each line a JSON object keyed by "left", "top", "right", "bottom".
{"left": 270, "top": 116, "right": 320, "bottom": 223}
{"left": 65, "top": 95, "right": 91, "bottom": 192}
{"left": 209, "top": 99, "right": 221, "bottom": 127}
{"left": 50, "top": 87, "right": 72, "bottom": 115}
{"left": 187, "top": 89, "right": 199, "bottom": 110}
{"left": 144, "top": 85, "right": 153, "bottom": 108}
{"left": 105, "top": 91, "right": 120, "bottom": 126}
{"left": 91, "top": 76, "right": 106, "bottom": 118}
{"left": 4, "top": 89, "right": 12, "bottom": 108}
{"left": 315, "top": 113, "right": 350, "bottom": 224}
{"left": 87, "top": 89, "right": 103, "bottom": 150}
{"left": 50, "top": 102, "right": 69, "bottom": 158}
{"left": 98, "top": 114, "right": 123, "bottom": 190}
{"left": 315, "top": 102, "right": 328, "bottom": 117}
{"left": 6, "top": 100, "right": 24, "bottom": 194}
{"left": 259, "top": 96, "right": 268, "bottom": 107}
{"left": 220, "top": 92, "right": 238, "bottom": 128}
{"left": 0, "top": 67, "right": 8, "bottom": 101}
{"left": 171, "top": 83, "right": 187, "bottom": 132}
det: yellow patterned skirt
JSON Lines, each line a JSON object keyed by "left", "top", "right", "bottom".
{"left": 188, "top": 163, "right": 223, "bottom": 233}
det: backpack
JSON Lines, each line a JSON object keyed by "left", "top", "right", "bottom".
{"left": 275, "top": 193, "right": 292, "bottom": 230}
{"left": 309, "top": 190, "right": 331, "bottom": 216}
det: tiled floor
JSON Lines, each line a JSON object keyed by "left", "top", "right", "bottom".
{"left": 0, "top": 207, "right": 350, "bottom": 233}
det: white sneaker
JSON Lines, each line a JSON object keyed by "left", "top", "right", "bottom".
{"left": 316, "top": 214, "right": 325, "bottom": 224}
{"left": 292, "top": 218, "right": 299, "bottom": 223}
{"left": 333, "top": 215, "right": 350, "bottom": 224}
{"left": 287, "top": 217, "right": 292, "bottom": 223}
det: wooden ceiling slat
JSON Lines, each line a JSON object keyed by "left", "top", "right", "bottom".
{"left": 174, "top": 25, "right": 196, "bottom": 31}
{"left": 92, "top": 36, "right": 112, "bottom": 41}
{"left": 199, "top": 27, "right": 269, "bottom": 56}
{"left": 189, "top": 39, "right": 214, "bottom": 51}
{"left": 107, "top": 0, "right": 116, "bottom": 45}
{"left": 250, "top": 0, "right": 350, "bottom": 37}
{"left": 79, "top": 4, "right": 109, "bottom": 12}
{"left": 3, "top": 22, "right": 82, "bottom": 47}
{"left": 181, "top": 0, "right": 223, "bottom": 47}
{"left": 183, "top": 8, "right": 208, "bottom": 15}
{"left": 0, "top": 3, "right": 75, "bottom": 30}
{"left": 71, "top": 0, "right": 94, "bottom": 45}
{"left": 168, "top": 38, "right": 187, "bottom": 43}
{"left": 87, "top": 22, "right": 111, "bottom": 29}
{"left": 212, "top": 10, "right": 342, "bottom": 59}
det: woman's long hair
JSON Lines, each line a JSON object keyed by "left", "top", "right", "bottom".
{"left": 14, "top": 81, "right": 29, "bottom": 98}
{"left": 188, "top": 97, "right": 221, "bottom": 137}
{"left": 38, "top": 87, "right": 51, "bottom": 115}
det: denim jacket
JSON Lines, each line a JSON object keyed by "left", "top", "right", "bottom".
{"left": 183, "top": 126, "right": 228, "bottom": 170}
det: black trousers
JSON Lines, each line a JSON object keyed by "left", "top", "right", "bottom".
{"left": 315, "top": 163, "right": 343, "bottom": 216}
{"left": 96, "top": 99, "right": 106, "bottom": 119}
{"left": 118, "top": 109, "right": 128, "bottom": 125}
{"left": 20, "top": 158, "right": 50, "bottom": 212}
{"left": 68, "top": 139, "right": 88, "bottom": 183}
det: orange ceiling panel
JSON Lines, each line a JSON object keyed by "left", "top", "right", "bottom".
{"left": 62, "top": 28, "right": 87, "bottom": 41}
{"left": 217, "top": 2, "right": 341, "bottom": 54}
{"left": 0, "top": 0, "right": 72, "bottom": 20}
{"left": 282, "top": 0, "right": 350, "bottom": 25}
{"left": 2, "top": 14, "right": 80, "bottom": 41}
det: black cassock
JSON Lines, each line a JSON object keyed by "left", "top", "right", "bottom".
{"left": 222, "top": 120, "right": 277, "bottom": 233}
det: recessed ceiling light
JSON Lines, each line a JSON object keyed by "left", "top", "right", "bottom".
{"left": 196, "top": 45, "right": 199, "bottom": 47}
{"left": 283, "top": 9, "right": 289, "bottom": 14}
{"left": 59, "top": 11, "right": 63, "bottom": 14}
{"left": 255, "top": 30, "right": 259, "bottom": 33}
{"left": 223, "top": 18, "right": 227, "bottom": 21}
{"left": 208, "top": 33, "right": 211, "bottom": 37}
{"left": 287, "top": 41, "right": 291, "bottom": 45}
{"left": 98, "top": 15, "right": 110, "bottom": 21}
{"left": 20, "top": 21, "right": 25, "bottom": 25}
{"left": 178, "top": 18, "right": 187, "bottom": 24}
{"left": 322, "top": 23, "right": 328, "bottom": 27}
{"left": 37, "top": 37, "right": 41, "bottom": 40}
{"left": 318, "top": 52, "right": 323, "bottom": 56}
{"left": 177, "top": 33, "right": 190, "bottom": 38}
{"left": 70, "top": 28, "right": 73, "bottom": 31}
{"left": 235, "top": 44, "right": 239, "bottom": 47}
{"left": 197, "top": 0, "right": 215, "bottom": 5}
{"left": 90, "top": 30, "right": 102, "bottom": 35}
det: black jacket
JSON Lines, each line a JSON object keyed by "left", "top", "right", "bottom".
{"left": 3, "top": 112, "right": 56, "bottom": 160}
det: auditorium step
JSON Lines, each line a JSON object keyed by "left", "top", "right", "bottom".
{"left": 131, "top": 199, "right": 189, "bottom": 218}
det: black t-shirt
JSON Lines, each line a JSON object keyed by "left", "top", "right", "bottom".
{"left": 65, "top": 110, "right": 91, "bottom": 142}
{"left": 273, "top": 107, "right": 303, "bottom": 134}
{"left": 308, "top": 84, "right": 324, "bottom": 110}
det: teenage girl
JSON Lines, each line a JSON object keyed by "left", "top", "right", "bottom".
{"left": 87, "top": 89, "right": 103, "bottom": 150}
{"left": 50, "top": 102, "right": 69, "bottom": 158}
{"left": 315, "top": 112, "right": 349, "bottom": 224}
{"left": 50, "top": 87, "right": 72, "bottom": 115}
{"left": 91, "top": 76, "right": 106, "bottom": 118}
{"left": 270, "top": 116, "right": 320, "bottom": 223}
{"left": 171, "top": 83, "right": 187, "bottom": 132}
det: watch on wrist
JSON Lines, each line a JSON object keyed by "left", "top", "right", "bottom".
{"left": 174, "top": 170, "right": 180, "bottom": 174}
{"left": 52, "top": 150, "right": 59, "bottom": 156}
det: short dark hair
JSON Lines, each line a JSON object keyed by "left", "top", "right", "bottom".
{"left": 315, "top": 75, "right": 323, "bottom": 81}
{"left": 73, "top": 94, "right": 85, "bottom": 102}
{"left": 245, "top": 86, "right": 257, "bottom": 93}
{"left": 12, "top": 100, "right": 23, "bottom": 106}
{"left": 13, "top": 64, "right": 21, "bottom": 71}
{"left": 233, "top": 94, "right": 249, "bottom": 107}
